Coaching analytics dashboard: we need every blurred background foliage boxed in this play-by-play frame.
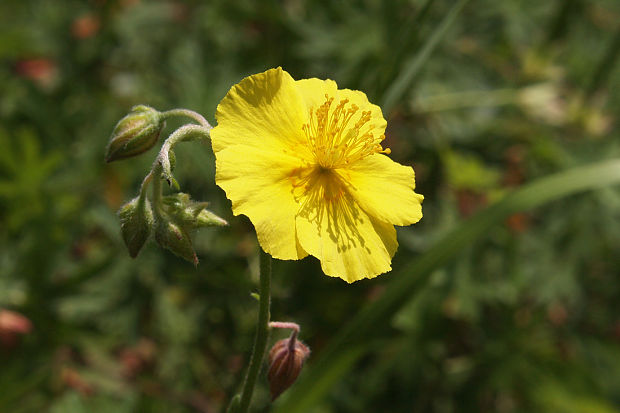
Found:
[0,0,619,412]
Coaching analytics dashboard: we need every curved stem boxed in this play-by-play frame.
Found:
[269,321,300,333]
[139,170,154,200]
[162,108,212,130]
[138,121,210,201]
[155,124,211,192]
[235,248,272,413]
[161,124,210,152]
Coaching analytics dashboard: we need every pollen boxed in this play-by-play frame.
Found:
[302,94,389,169]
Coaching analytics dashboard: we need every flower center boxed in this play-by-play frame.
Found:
[302,95,389,169]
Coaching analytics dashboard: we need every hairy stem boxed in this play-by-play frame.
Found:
[233,248,272,413]
[150,163,163,217]
[139,170,154,200]
[162,108,213,130]
[269,322,300,333]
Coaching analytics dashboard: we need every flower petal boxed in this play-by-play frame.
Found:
[295,78,338,112]
[216,145,307,260]
[295,80,387,142]
[346,154,423,226]
[295,172,397,282]
[211,67,312,161]
[336,88,387,136]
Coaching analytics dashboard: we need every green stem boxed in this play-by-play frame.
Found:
[151,164,163,211]
[156,124,212,192]
[139,170,154,200]
[162,108,212,130]
[162,124,211,149]
[137,117,210,202]
[234,248,272,413]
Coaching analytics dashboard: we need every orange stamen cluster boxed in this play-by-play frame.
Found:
[302,95,389,169]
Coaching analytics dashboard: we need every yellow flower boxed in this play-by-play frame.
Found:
[211,68,423,283]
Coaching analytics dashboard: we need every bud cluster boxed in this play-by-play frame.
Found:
[119,192,227,264]
[107,106,222,264]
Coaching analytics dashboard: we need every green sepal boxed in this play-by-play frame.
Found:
[162,193,228,229]
[118,196,154,258]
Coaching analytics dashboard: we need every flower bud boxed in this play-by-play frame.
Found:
[154,217,198,266]
[119,196,154,258]
[105,105,165,163]
[267,331,310,401]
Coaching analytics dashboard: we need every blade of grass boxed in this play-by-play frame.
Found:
[585,24,620,98]
[380,0,471,115]
[273,158,620,413]
[545,0,581,45]
[378,0,435,96]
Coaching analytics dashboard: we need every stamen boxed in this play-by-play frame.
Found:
[302,95,389,169]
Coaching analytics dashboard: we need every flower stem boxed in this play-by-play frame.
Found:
[162,108,212,130]
[141,123,211,212]
[161,124,211,151]
[269,321,300,333]
[139,170,154,200]
[232,248,272,413]
[151,164,163,211]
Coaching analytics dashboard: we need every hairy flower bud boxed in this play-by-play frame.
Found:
[267,331,310,401]
[105,105,164,162]
[119,196,154,258]
[154,217,198,266]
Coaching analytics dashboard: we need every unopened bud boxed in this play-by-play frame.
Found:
[119,196,154,258]
[105,105,164,162]
[154,217,198,266]
[268,330,310,401]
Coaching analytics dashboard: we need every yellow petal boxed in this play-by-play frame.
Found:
[346,154,423,226]
[211,67,312,161]
[336,88,387,136]
[216,145,307,260]
[295,79,387,142]
[295,172,397,282]
[295,78,338,112]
